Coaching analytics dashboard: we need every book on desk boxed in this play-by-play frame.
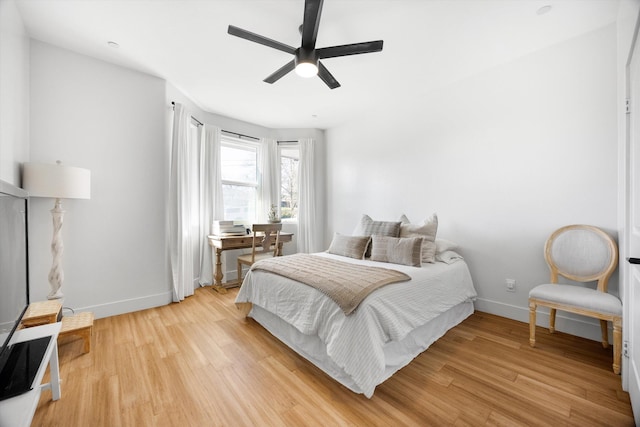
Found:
[212,220,247,236]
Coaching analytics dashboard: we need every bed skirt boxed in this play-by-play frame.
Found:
[248,300,474,396]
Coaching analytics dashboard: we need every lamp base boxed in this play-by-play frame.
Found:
[48,198,65,301]
[47,289,64,300]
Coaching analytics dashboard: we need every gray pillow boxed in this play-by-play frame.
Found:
[327,233,371,259]
[370,235,423,267]
[352,215,402,257]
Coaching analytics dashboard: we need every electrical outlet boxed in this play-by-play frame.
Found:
[505,279,516,292]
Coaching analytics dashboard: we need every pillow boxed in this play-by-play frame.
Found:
[435,238,458,254]
[327,233,371,259]
[352,214,402,257]
[399,213,438,263]
[436,250,463,264]
[370,235,423,267]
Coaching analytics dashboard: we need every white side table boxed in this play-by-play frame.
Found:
[0,322,62,427]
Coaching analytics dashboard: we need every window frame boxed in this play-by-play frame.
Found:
[220,135,261,222]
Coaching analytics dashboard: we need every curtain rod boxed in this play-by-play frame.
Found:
[171,101,259,141]
[171,101,203,126]
[221,129,260,141]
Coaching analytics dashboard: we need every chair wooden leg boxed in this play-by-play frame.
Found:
[529,301,537,347]
[237,260,242,285]
[613,316,622,375]
[549,308,556,333]
[599,319,609,348]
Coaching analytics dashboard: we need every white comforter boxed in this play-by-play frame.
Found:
[235,252,477,397]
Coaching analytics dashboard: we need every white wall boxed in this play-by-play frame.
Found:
[29,41,170,317]
[326,24,618,341]
[0,0,29,185]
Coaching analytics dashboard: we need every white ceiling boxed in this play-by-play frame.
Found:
[16,0,620,130]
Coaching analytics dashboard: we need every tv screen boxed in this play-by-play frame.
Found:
[0,179,29,369]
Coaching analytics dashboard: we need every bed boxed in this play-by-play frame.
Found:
[235,246,477,398]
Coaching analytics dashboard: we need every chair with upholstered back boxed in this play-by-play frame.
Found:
[237,223,282,284]
[528,224,621,374]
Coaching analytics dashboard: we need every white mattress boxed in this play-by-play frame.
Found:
[236,252,477,398]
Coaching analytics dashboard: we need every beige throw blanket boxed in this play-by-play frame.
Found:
[250,253,411,315]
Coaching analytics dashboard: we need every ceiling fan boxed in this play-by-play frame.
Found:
[227,0,384,89]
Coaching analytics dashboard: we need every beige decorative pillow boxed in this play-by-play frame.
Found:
[352,214,402,257]
[370,235,423,267]
[399,213,438,263]
[327,233,371,260]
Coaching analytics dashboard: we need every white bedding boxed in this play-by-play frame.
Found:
[235,252,477,397]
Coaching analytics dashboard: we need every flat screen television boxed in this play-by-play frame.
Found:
[0,179,32,399]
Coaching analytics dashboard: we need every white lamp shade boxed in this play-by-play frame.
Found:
[23,162,91,199]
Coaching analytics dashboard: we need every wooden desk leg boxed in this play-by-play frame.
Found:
[212,247,227,294]
[277,242,284,257]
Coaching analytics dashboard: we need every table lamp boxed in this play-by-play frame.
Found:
[23,161,91,300]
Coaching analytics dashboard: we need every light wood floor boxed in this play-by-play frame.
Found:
[33,287,634,426]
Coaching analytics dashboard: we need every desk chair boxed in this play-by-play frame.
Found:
[528,224,621,374]
[237,223,282,284]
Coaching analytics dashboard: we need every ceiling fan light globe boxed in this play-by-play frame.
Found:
[295,62,318,78]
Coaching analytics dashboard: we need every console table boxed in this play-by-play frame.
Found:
[0,322,62,427]
[208,232,293,293]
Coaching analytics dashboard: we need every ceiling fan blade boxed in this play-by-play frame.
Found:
[264,60,296,84]
[301,0,323,50]
[317,62,340,89]
[228,25,296,55]
[317,40,384,59]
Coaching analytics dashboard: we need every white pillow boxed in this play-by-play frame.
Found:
[435,238,458,254]
[399,213,438,263]
[436,250,463,264]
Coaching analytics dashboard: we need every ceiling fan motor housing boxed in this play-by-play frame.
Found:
[295,47,318,68]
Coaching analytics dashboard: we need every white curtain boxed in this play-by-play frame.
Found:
[169,103,197,301]
[199,124,223,286]
[297,138,322,253]
[259,138,278,222]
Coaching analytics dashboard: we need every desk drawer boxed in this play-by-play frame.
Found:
[223,238,251,249]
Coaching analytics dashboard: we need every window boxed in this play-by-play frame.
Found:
[279,144,299,220]
[220,136,259,221]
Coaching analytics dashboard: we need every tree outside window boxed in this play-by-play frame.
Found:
[279,145,299,220]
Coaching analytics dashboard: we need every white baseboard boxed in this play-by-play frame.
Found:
[68,293,608,342]
[474,297,608,343]
[629,358,640,424]
[67,291,173,320]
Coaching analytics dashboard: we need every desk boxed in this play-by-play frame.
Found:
[208,232,293,293]
[0,322,62,427]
